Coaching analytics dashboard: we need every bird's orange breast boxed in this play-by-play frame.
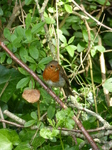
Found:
[43,68,59,82]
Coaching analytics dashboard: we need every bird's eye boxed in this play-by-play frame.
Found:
[50,65,53,68]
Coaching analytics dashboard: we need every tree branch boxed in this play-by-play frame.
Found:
[0,41,99,150]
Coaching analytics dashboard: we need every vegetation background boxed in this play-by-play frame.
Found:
[0,0,112,149]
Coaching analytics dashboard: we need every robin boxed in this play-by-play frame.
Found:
[43,60,74,96]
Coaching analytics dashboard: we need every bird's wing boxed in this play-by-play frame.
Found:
[59,65,70,87]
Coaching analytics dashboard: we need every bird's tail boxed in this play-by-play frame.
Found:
[63,86,74,97]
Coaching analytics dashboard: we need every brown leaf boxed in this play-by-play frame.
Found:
[22,89,40,103]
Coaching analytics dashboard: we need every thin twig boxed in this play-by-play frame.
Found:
[0,108,6,128]
[3,110,26,125]
[83,11,99,126]
[6,1,25,28]
[56,0,60,61]
[30,123,41,146]
[99,37,110,106]
[0,119,24,128]
[0,41,99,150]
[72,0,112,31]
[70,96,110,128]
[0,77,10,97]
[35,0,56,57]
[19,0,26,28]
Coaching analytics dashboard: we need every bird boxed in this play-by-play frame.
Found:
[43,60,74,96]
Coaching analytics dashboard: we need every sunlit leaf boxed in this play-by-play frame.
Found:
[29,45,39,60]
[24,120,36,127]
[64,4,72,13]
[103,78,112,92]
[94,45,105,52]
[65,45,77,57]
[16,77,30,89]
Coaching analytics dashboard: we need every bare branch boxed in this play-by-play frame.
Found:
[72,0,112,31]
[0,41,99,150]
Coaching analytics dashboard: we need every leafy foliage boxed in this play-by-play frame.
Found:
[0,0,112,149]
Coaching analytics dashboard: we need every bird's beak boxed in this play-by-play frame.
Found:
[55,67,59,71]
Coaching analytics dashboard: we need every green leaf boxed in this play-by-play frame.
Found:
[65,45,77,57]
[0,53,6,63]
[38,57,52,65]
[59,34,67,44]
[51,129,59,137]
[18,67,29,75]
[103,78,112,92]
[103,33,112,47]
[15,26,25,37]
[94,45,105,52]
[26,13,31,29]
[19,47,28,63]
[7,57,12,64]
[56,109,75,129]
[91,48,97,57]
[25,29,32,42]
[32,137,45,149]
[68,36,75,44]
[91,45,105,57]
[57,1,64,5]
[48,7,55,13]
[16,77,30,89]
[24,120,36,127]
[25,0,32,5]
[0,65,23,102]
[47,118,55,127]
[24,55,36,63]
[0,129,20,146]
[64,4,72,13]
[14,142,31,150]
[40,50,46,58]
[29,78,35,89]
[94,0,110,5]
[65,119,75,129]
[10,34,17,42]
[74,31,83,38]
[3,28,11,41]
[19,130,36,141]
[47,106,55,119]
[45,17,55,24]
[0,133,12,150]
[40,128,59,140]
[31,111,37,120]
[83,30,88,43]
[29,45,39,60]
[66,16,80,23]
[77,42,86,52]
[83,30,95,43]
[29,63,37,72]
[0,7,3,16]
[31,22,45,34]
[37,63,44,72]
[12,36,23,48]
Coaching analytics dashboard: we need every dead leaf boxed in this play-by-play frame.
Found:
[22,89,40,103]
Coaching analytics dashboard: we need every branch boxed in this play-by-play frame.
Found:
[70,96,111,128]
[6,1,25,28]
[99,37,110,106]
[0,41,99,150]
[72,0,112,31]
[3,109,112,149]
[3,110,110,132]
[83,9,99,126]
[0,108,6,128]
[4,110,26,125]
[0,119,24,128]
[35,0,56,57]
